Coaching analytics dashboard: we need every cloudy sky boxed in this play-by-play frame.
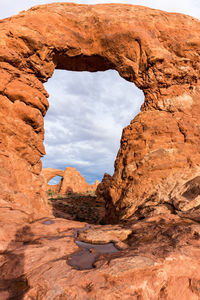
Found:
[1,1,199,185]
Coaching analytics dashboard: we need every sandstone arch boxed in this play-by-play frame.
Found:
[0,3,200,219]
[42,168,64,184]
[41,168,64,195]
[42,167,99,195]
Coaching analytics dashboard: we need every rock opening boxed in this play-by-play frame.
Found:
[0,3,199,222]
[42,68,143,223]
[0,3,200,299]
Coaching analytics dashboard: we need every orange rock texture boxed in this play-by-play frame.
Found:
[1,3,200,299]
[59,167,99,194]
[0,2,200,221]
[41,168,65,183]
[1,211,200,300]
[42,167,99,194]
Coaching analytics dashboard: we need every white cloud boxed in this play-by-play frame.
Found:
[42,70,144,183]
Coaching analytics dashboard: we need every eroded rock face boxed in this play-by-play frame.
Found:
[0,3,200,220]
[60,167,95,194]
[42,167,99,195]
[41,168,64,183]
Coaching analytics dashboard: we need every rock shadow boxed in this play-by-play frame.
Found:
[0,226,32,300]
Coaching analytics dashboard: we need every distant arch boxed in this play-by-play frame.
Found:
[42,168,64,183]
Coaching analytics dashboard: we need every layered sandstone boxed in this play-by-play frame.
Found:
[42,167,99,195]
[60,167,96,194]
[0,3,200,220]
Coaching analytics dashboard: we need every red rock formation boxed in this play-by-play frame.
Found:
[96,174,112,198]
[42,167,99,195]
[91,179,100,192]
[60,167,93,194]
[1,3,200,297]
[0,3,200,221]
[41,168,64,194]
[41,168,64,183]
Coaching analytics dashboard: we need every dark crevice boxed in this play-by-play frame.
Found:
[177,121,187,142]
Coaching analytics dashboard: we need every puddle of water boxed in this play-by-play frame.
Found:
[42,220,54,225]
[68,249,96,270]
[47,236,63,240]
[68,225,119,270]
[75,240,119,254]
[74,224,90,238]
[47,235,73,240]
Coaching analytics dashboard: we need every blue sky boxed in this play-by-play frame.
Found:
[43,70,143,184]
[1,1,199,184]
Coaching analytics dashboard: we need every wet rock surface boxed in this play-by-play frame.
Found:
[1,210,200,299]
[68,241,119,270]
[0,3,199,221]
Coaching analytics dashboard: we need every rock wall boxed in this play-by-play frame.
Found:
[0,3,200,220]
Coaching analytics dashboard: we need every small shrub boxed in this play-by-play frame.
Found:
[99,218,105,225]
[47,189,55,197]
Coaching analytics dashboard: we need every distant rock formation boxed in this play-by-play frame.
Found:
[96,174,112,198]
[90,180,100,192]
[42,167,100,195]
[41,168,64,183]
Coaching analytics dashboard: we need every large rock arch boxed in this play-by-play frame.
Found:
[0,3,200,219]
[42,168,64,183]
[42,167,100,194]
